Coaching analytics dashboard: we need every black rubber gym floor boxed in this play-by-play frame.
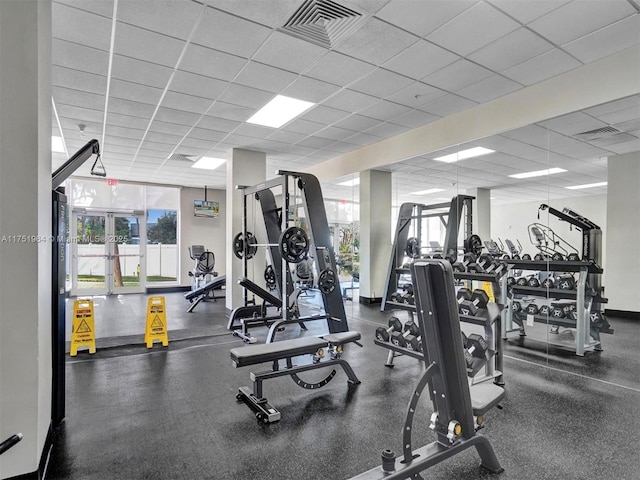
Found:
[48,292,640,479]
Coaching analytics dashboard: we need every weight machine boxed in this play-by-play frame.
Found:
[228,171,348,343]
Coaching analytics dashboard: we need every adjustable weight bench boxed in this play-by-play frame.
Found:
[184,275,226,313]
[230,330,362,423]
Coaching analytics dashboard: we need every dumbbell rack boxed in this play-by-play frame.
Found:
[502,260,608,356]
[376,266,505,386]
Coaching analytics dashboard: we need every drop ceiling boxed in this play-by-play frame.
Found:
[51,0,640,205]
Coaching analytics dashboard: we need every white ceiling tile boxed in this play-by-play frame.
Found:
[161,91,211,114]
[169,70,228,100]
[334,17,418,65]
[423,59,494,92]
[266,130,308,144]
[188,128,226,142]
[281,76,342,103]
[584,95,639,117]
[349,68,414,98]
[298,105,351,125]
[528,0,636,45]
[333,114,381,132]
[562,15,640,64]
[155,107,202,126]
[320,141,359,153]
[197,116,242,132]
[52,66,107,95]
[358,100,412,121]
[502,49,581,85]
[538,112,608,136]
[234,62,298,93]
[591,105,640,125]
[211,0,299,28]
[280,118,325,135]
[106,124,144,140]
[613,118,640,133]
[54,86,105,110]
[314,126,359,141]
[487,0,571,24]
[296,136,337,149]
[502,124,558,147]
[344,132,382,146]
[109,79,163,105]
[589,132,638,147]
[604,138,640,154]
[181,137,219,150]
[365,122,410,138]
[233,123,276,139]
[427,2,520,56]
[179,44,246,81]
[117,0,204,40]
[391,109,439,128]
[110,55,174,88]
[191,6,272,58]
[106,112,149,130]
[55,0,115,18]
[52,2,113,51]
[468,27,555,72]
[52,39,109,76]
[206,102,255,122]
[144,131,184,145]
[323,89,380,112]
[114,22,184,68]
[252,31,327,73]
[304,52,377,86]
[375,0,476,37]
[386,82,448,109]
[148,121,191,137]
[215,87,272,116]
[108,98,155,119]
[57,104,103,124]
[383,40,460,80]
[104,136,142,149]
[457,75,522,102]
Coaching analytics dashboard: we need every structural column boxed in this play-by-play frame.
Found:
[0,0,52,478]
[605,151,640,314]
[359,170,392,303]
[225,148,266,311]
[466,187,491,242]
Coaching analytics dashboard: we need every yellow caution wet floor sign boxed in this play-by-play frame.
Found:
[145,296,168,348]
[71,299,96,356]
[481,281,495,303]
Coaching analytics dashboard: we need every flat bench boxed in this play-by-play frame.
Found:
[231,331,362,423]
[184,275,225,313]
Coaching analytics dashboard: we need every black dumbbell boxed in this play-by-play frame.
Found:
[463,333,488,376]
[521,253,532,260]
[525,303,540,315]
[459,289,489,316]
[390,291,403,303]
[375,316,403,342]
[539,304,551,316]
[550,306,565,318]
[516,276,529,286]
[534,253,549,261]
[512,300,522,313]
[551,252,565,261]
[390,320,420,348]
[542,276,556,288]
[527,276,541,288]
[506,276,516,289]
[567,253,581,261]
[556,274,575,290]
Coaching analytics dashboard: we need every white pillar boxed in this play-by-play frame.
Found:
[359,170,392,302]
[225,149,266,311]
[605,151,640,313]
[467,187,491,243]
[0,0,52,477]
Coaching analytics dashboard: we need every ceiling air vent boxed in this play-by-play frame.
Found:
[573,126,621,141]
[167,153,195,162]
[279,0,365,49]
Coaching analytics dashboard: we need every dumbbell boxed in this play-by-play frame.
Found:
[375,316,403,342]
[534,253,549,261]
[556,274,576,290]
[390,320,420,348]
[463,333,488,376]
[527,276,541,288]
[468,255,506,274]
[551,252,565,261]
[511,300,522,313]
[459,289,489,316]
[390,291,403,303]
[521,253,532,260]
[541,276,556,288]
[567,253,581,261]
[525,302,540,315]
[549,306,565,318]
[539,304,551,316]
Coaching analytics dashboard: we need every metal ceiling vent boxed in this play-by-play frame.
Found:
[167,153,196,162]
[280,0,365,49]
[573,126,622,141]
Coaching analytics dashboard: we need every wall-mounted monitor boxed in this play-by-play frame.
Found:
[194,200,219,218]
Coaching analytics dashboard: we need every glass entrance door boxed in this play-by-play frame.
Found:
[71,211,146,295]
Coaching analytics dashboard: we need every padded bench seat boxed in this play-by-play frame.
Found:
[469,382,505,416]
[238,277,282,308]
[324,331,361,345]
[184,275,225,300]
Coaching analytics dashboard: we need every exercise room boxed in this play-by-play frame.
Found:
[1,1,639,479]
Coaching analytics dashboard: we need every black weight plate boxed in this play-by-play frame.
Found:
[264,265,276,287]
[465,234,483,256]
[318,268,337,294]
[406,237,421,259]
[279,227,310,263]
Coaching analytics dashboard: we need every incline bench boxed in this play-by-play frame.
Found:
[184,275,226,313]
[230,331,362,423]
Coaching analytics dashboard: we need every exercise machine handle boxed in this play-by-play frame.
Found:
[0,433,23,455]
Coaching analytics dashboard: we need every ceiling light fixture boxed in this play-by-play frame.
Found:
[338,177,360,187]
[410,188,445,195]
[52,136,65,153]
[433,147,495,163]
[509,167,567,179]
[247,95,315,128]
[192,157,226,170]
[565,181,607,190]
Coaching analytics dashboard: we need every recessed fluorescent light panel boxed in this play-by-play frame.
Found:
[52,136,65,153]
[565,182,607,190]
[434,147,494,163]
[338,178,360,187]
[509,167,567,179]
[410,188,445,195]
[247,95,315,128]
[192,157,226,170]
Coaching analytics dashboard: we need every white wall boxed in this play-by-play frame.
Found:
[180,187,226,286]
[491,194,608,286]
